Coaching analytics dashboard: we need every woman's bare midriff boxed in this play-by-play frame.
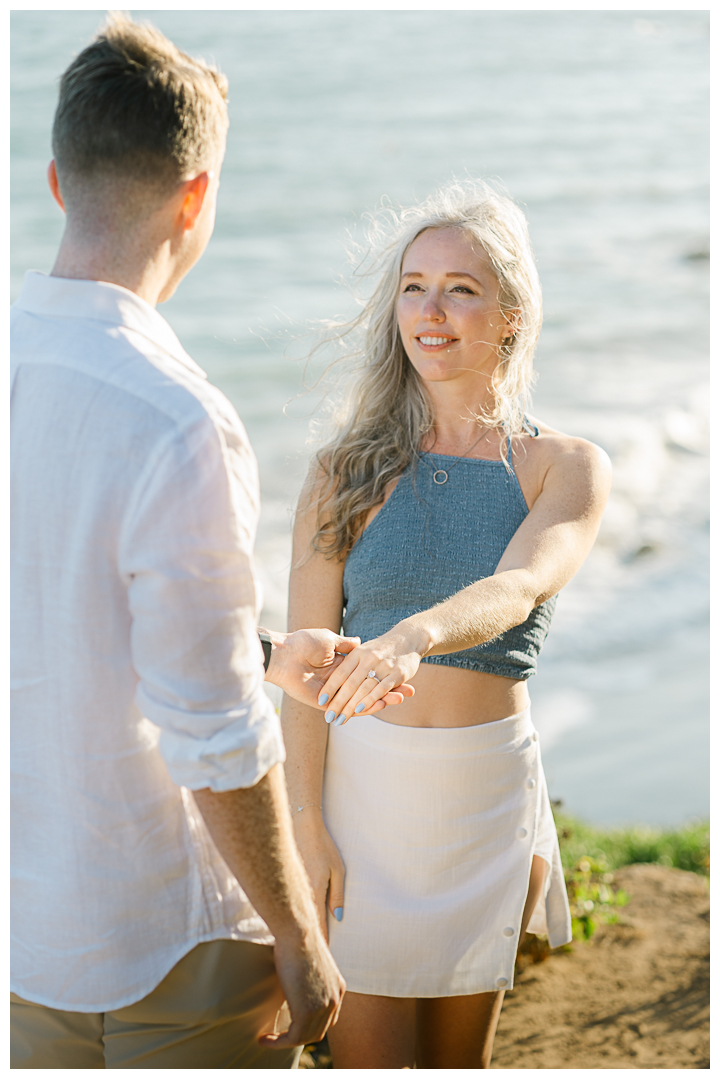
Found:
[376,664,530,728]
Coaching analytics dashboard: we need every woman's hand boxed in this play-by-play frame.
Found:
[267,628,414,713]
[292,807,346,940]
[317,623,427,726]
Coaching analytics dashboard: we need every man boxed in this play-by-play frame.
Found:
[10,15,409,1069]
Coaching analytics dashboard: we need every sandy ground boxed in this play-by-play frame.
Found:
[300,865,709,1070]
[492,864,709,1069]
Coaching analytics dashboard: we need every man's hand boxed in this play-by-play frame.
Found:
[263,628,414,712]
[258,924,345,1050]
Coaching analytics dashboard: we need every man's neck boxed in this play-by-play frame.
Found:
[51,228,175,308]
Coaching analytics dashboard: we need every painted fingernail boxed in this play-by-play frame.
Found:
[318,693,329,706]
[355,702,365,713]
[333,907,343,922]
[333,714,346,727]
[325,711,335,723]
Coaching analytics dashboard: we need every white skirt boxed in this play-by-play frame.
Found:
[323,707,571,997]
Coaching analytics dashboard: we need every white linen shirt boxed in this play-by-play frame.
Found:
[11,272,286,1012]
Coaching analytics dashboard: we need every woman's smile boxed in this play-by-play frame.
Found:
[416,334,458,350]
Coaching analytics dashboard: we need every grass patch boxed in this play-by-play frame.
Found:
[555,813,710,877]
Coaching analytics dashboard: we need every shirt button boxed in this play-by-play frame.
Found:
[531,731,538,742]
[503,926,515,937]
[496,976,509,988]
[526,778,536,789]
[517,827,528,839]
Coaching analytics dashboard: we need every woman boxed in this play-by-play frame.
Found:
[281,180,611,1069]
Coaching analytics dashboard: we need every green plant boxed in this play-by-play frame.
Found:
[564,854,628,941]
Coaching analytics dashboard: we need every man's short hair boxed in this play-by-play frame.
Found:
[52,13,229,194]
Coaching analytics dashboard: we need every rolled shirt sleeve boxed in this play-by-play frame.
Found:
[119,407,285,792]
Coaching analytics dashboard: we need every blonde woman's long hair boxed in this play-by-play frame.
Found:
[307,178,543,559]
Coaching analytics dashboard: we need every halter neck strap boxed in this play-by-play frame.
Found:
[507,417,539,467]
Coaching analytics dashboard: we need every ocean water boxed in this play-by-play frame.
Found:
[11,11,709,826]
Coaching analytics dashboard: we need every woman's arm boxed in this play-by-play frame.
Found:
[280,473,413,934]
[319,437,612,720]
[280,478,348,935]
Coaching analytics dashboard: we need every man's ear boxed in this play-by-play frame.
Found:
[47,160,65,212]
[177,171,211,232]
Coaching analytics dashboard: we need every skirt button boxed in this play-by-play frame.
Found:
[526,778,536,789]
[496,976,509,988]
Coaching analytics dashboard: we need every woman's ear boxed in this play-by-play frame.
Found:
[502,309,521,342]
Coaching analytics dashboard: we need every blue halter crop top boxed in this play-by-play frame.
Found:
[342,439,556,680]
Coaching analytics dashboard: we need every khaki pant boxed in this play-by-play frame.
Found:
[10,939,302,1069]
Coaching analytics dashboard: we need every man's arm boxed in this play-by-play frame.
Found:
[120,418,352,1043]
[193,764,345,1048]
